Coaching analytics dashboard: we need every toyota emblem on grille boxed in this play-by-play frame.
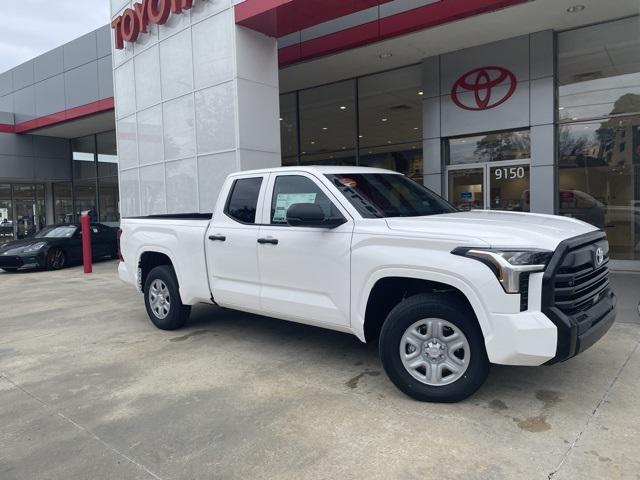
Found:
[451,66,517,111]
[595,247,605,267]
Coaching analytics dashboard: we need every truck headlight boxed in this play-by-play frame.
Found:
[452,248,553,294]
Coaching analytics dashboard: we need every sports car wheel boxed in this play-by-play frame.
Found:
[46,248,66,270]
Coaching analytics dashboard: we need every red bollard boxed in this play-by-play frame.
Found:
[81,213,92,274]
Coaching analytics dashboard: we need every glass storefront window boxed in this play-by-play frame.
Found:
[66,130,119,224]
[281,65,425,177]
[558,117,640,260]
[13,184,37,239]
[97,131,119,178]
[0,184,13,244]
[559,16,640,123]
[73,180,98,220]
[299,150,357,166]
[35,184,46,231]
[53,182,74,224]
[98,176,120,225]
[280,92,298,166]
[558,17,640,261]
[299,79,357,164]
[72,135,97,179]
[358,65,423,149]
[359,143,423,181]
[448,130,531,165]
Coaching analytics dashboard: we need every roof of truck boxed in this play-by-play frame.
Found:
[230,166,402,176]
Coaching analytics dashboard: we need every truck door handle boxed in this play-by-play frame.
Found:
[257,237,279,245]
[208,235,226,242]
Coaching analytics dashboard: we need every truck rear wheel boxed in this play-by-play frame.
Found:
[144,265,191,330]
[379,293,489,403]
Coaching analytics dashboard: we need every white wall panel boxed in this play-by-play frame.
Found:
[166,157,198,213]
[135,46,161,110]
[195,82,236,154]
[139,163,166,215]
[114,60,136,118]
[192,10,234,90]
[114,4,279,215]
[137,105,164,166]
[197,151,238,212]
[160,29,194,100]
[117,114,138,170]
[162,95,196,161]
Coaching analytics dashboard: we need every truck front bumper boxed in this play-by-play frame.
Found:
[484,310,559,366]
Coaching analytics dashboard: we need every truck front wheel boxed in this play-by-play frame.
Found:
[143,265,191,330]
[379,294,489,403]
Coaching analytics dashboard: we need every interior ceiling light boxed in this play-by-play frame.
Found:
[322,127,328,130]
[567,4,585,12]
[381,118,388,122]
[418,91,424,96]
[339,106,347,110]
[379,52,393,59]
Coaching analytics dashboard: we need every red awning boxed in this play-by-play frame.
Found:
[235,0,393,38]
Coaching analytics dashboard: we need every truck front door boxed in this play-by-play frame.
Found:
[257,173,353,327]
[205,174,267,312]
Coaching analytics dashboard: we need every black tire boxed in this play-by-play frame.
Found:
[379,293,489,403]
[46,248,66,270]
[1,268,18,273]
[143,265,191,330]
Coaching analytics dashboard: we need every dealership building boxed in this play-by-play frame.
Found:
[0,0,638,268]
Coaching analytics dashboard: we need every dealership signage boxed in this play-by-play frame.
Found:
[111,0,197,49]
[451,66,517,111]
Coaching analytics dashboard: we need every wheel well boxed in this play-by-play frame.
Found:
[138,251,173,291]
[363,277,474,343]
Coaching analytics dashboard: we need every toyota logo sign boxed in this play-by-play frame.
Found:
[451,66,517,111]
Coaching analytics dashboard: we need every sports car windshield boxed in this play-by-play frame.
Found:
[34,226,77,238]
[326,173,457,218]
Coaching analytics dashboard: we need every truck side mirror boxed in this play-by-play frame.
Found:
[286,203,346,229]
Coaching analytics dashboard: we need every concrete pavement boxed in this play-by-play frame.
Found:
[1,262,639,480]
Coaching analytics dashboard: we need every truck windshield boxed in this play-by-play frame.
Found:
[326,173,457,218]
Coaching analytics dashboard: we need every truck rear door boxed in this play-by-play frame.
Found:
[205,174,268,311]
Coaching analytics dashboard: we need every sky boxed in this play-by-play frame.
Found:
[0,0,111,73]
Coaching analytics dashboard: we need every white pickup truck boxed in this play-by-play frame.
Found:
[118,166,616,402]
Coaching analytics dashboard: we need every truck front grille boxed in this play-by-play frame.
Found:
[552,242,610,317]
[541,230,616,364]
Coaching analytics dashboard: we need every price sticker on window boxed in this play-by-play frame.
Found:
[273,193,317,223]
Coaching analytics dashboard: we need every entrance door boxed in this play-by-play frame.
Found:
[446,161,530,212]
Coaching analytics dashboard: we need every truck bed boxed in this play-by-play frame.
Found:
[119,216,213,305]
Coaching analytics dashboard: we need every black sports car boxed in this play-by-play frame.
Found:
[0,223,118,272]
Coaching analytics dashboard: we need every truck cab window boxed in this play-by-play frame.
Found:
[271,175,342,225]
[225,177,263,224]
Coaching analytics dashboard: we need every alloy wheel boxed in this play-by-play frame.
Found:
[149,279,171,319]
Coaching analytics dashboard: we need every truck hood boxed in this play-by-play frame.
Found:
[385,210,598,250]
